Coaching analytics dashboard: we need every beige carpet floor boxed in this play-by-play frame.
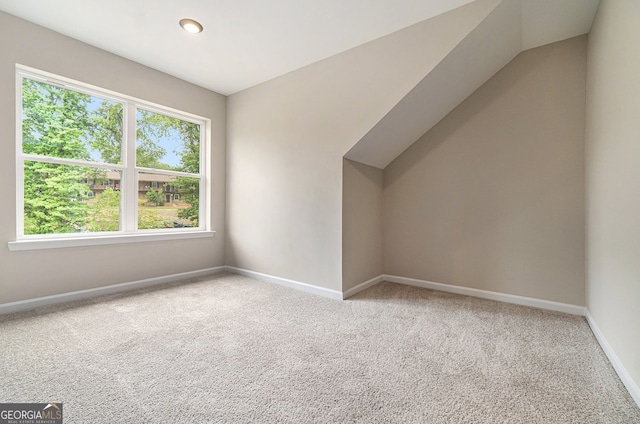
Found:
[1,272,638,423]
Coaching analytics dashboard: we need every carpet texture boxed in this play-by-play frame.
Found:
[1,273,638,423]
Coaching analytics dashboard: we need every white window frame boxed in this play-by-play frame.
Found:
[9,65,213,251]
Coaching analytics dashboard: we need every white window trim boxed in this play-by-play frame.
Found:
[12,65,212,250]
[8,231,216,252]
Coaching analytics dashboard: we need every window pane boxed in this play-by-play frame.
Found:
[85,170,122,232]
[23,161,121,234]
[138,173,200,229]
[22,79,123,164]
[136,109,200,173]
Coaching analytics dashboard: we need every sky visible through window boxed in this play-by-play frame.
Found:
[20,74,204,235]
[85,98,183,168]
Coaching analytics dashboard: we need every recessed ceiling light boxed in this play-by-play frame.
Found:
[179,18,203,34]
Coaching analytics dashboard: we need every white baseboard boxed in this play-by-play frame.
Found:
[585,310,640,408]
[343,275,385,299]
[0,266,226,315]
[4,265,635,408]
[224,266,343,300]
[383,275,586,316]
[0,267,586,317]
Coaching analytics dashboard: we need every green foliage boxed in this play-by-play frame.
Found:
[85,188,120,232]
[21,78,202,234]
[175,177,199,226]
[137,199,171,230]
[23,162,89,235]
[135,110,199,171]
[84,168,109,185]
[172,121,200,226]
[135,110,169,169]
[171,120,200,174]
[146,114,201,225]
[88,102,123,164]
[145,189,165,206]
[134,110,201,225]
[22,80,92,234]
[22,79,92,160]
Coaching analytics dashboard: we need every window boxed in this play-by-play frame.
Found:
[13,66,210,249]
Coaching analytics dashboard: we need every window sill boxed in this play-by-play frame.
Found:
[7,231,215,252]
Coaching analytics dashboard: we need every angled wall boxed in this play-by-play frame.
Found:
[383,36,587,305]
[585,0,640,402]
[346,0,598,170]
[346,0,517,169]
[225,0,500,290]
[0,12,226,304]
[342,159,383,291]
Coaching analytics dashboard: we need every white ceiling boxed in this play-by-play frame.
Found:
[0,0,479,95]
[0,0,599,168]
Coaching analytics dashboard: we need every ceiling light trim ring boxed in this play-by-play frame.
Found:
[179,18,203,34]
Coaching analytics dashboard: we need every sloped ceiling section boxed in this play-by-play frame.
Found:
[345,0,599,169]
[0,0,479,95]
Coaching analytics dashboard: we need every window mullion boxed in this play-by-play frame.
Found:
[123,102,138,232]
[20,154,124,170]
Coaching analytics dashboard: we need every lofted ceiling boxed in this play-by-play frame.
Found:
[0,0,478,95]
[0,0,599,168]
[0,0,597,97]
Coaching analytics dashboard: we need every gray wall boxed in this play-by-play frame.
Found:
[225,3,487,290]
[585,0,640,393]
[0,12,226,304]
[383,36,587,305]
[342,159,384,291]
